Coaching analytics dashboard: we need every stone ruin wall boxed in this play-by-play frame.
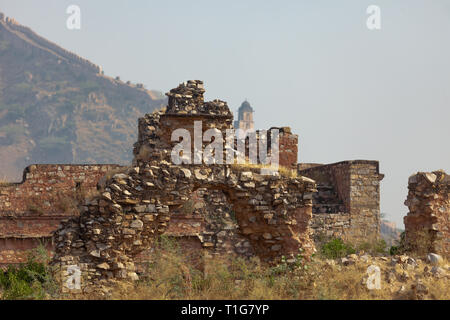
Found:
[298,160,384,244]
[0,80,386,292]
[0,164,257,266]
[47,80,316,291]
[131,81,299,259]
[0,164,122,266]
[404,170,449,258]
[0,86,299,267]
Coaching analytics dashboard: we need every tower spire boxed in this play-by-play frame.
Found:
[234,100,254,130]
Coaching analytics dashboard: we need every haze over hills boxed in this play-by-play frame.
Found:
[380,220,403,247]
[0,13,166,181]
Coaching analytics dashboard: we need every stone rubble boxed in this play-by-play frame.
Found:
[165,80,232,117]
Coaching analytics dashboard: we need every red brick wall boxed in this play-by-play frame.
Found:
[0,238,53,266]
[0,164,122,215]
[0,164,122,265]
[0,216,65,239]
[278,128,298,169]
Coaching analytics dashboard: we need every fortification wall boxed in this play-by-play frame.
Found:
[0,164,122,265]
[0,13,162,101]
[0,164,122,215]
[1,15,101,74]
[299,160,384,243]
[404,170,449,258]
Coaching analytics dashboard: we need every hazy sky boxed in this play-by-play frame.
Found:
[1,0,449,227]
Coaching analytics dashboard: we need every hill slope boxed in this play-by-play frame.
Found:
[380,220,403,247]
[0,13,166,180]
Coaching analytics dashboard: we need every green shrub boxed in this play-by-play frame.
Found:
[388,232,407,256]
[320,238,356,259]
[389,245,400,256]
[0,244,57,300]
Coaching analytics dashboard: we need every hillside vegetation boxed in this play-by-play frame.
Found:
[0,15,165,181]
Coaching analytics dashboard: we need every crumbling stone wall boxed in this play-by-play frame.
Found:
[404,170,449,258]
[0,164,122,265]
[299,160,384,243]
[0,80,300,269]
[51,80,316,292]
[1,79,387,294]
[164,188,256,258]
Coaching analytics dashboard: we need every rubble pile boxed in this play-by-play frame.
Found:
[165,80,231,117]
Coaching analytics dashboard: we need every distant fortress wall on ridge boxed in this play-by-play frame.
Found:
[1,13,102,74]
[0,12,160,101]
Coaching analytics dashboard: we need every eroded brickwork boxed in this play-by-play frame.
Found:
[0,164,122,265]
[404,170,449,258]
[277,127,298,169]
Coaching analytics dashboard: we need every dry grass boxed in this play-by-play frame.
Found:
[106,237,449,300]
[2,236,447,300]
[0,176,10,186]
[26,186,100,216]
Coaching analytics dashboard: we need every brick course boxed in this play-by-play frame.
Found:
[0,164,122,266]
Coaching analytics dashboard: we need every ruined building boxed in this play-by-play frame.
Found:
[49,80,317,290]
[1,81,384,287]
[299,161,384,244]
